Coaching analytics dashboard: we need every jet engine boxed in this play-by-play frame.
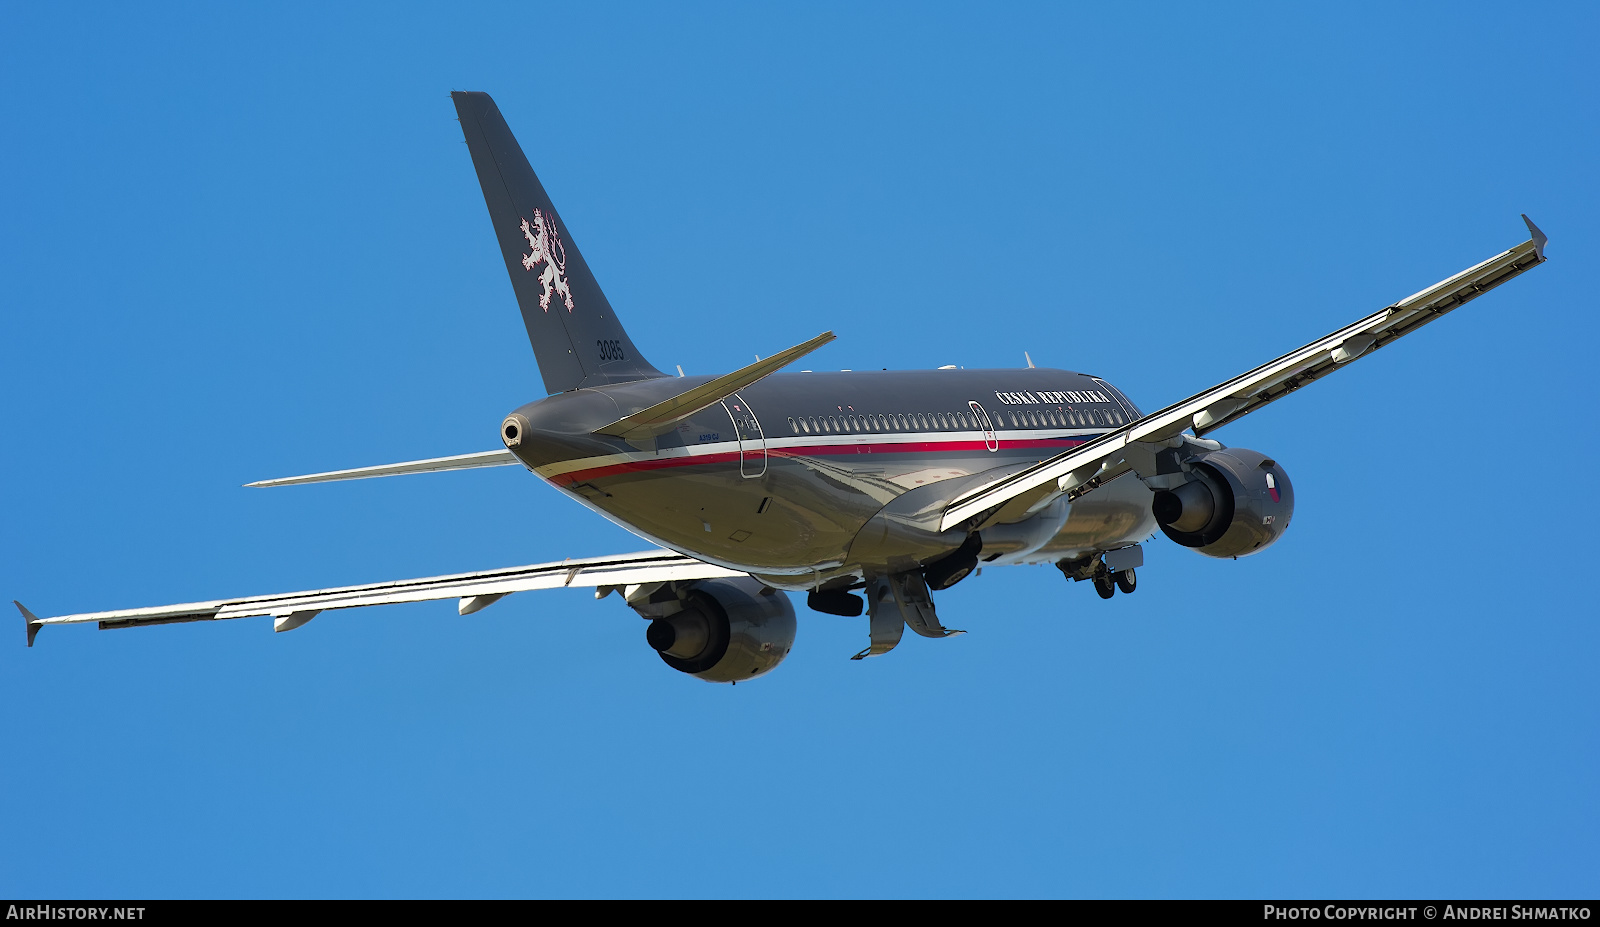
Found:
[1151,448,1294,558]
[642,577,797,683]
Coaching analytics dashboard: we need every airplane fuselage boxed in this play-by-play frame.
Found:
[506,367,1159,590]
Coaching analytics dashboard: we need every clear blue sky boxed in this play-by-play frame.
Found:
[3,1,1596,899]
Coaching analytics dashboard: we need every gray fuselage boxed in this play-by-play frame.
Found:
[507,367,1158,590]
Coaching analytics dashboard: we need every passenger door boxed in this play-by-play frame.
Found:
[968,400,999,452]
[722,393,767,478]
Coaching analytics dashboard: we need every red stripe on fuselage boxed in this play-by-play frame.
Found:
[544,435,1094,487]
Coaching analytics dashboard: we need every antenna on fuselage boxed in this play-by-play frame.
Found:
[1024,351,1036,369]
[676,365,685,377]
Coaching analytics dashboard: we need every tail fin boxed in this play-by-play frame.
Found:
[452,91,665,394]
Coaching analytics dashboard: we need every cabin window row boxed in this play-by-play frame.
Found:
[784,407,1128,435]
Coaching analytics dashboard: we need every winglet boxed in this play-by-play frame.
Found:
[1522,214,1548,261]
[15,601,42,647]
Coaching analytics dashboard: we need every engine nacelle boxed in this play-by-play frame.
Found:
[644,577,797,683]
[1152,448,1294,558]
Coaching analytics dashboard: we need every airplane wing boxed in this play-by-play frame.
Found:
[938,216,1549,532]
[245,449,523,488]
[16,550,744,646]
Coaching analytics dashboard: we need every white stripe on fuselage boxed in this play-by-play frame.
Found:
[533,428,1107,479]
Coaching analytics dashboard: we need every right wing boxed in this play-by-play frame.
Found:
[938,216,1549,532]
[245,449,523,488]
[17,550,743,646]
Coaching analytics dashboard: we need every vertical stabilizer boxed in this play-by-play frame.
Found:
[452,91,665,394]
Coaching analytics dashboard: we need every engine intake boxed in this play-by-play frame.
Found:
[644,577,797,683]
[1154,448,1294,558]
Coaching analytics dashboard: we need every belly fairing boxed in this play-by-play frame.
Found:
[1030,473,1158,562]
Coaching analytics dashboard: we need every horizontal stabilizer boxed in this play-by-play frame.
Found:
[595,331,835,443]
[246,450,522,488]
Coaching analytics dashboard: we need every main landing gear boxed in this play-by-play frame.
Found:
[1058,551,1139,601]
[1090,566,1134,598]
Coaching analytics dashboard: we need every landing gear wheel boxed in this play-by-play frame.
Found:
[1092,570,1116,599]
[1115,568,1137,594]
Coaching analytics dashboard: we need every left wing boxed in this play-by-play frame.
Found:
[938,216,1549,532]
[17,550,743,646]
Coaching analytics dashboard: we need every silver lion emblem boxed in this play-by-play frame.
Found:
[519,209,575,313]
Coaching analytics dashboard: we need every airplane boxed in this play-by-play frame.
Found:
[14,91,1550,683]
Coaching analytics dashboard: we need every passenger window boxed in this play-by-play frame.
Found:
[787,417,797,433]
